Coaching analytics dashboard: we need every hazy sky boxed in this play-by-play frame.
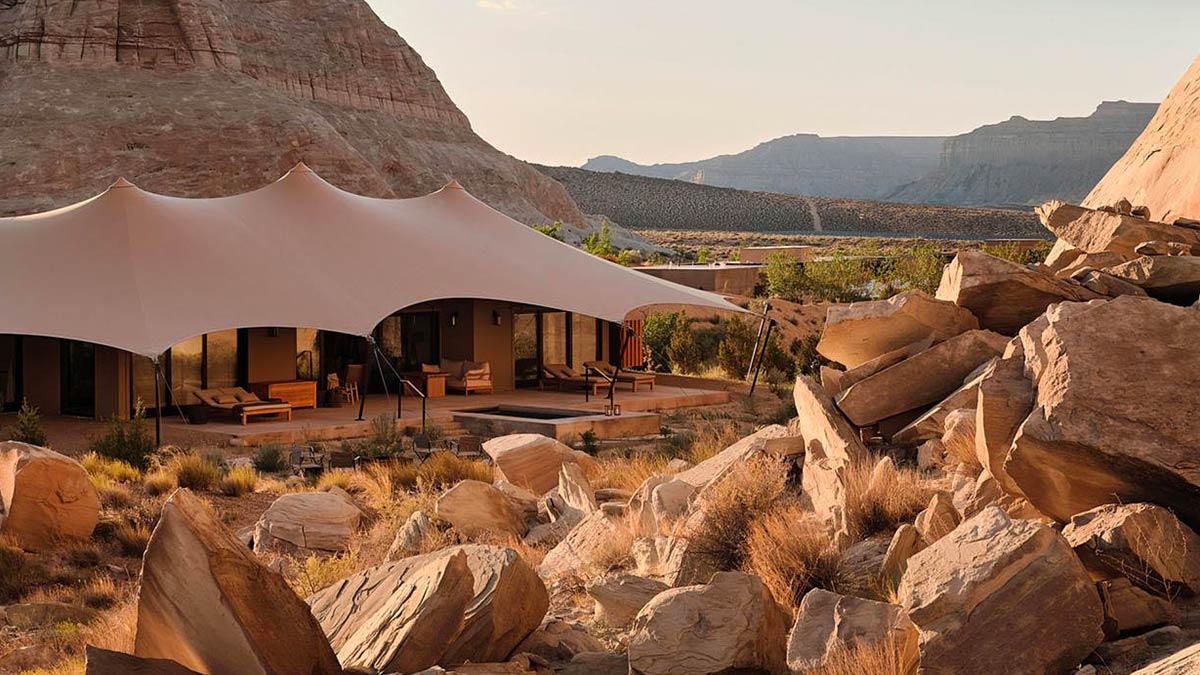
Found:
[369,1,1200,167]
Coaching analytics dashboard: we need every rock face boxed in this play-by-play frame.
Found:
[252,490,362,553]
[1087,56,1200,224]
[1063,503,1200,596]
[817,291,978,369]
[627,572,788,675]
[0,0,584,227]
[892,101,1157,208]
[308,545,548,671]
[85,646,201,675]
[786,589,917,673]
[134,489,343,675]
[1004,297,1200,527]
[936,250,1100,334]
[0,441,99,550]
[1037,201,1200,259]
[898,507,1104,675]
[1129,642,1200,675]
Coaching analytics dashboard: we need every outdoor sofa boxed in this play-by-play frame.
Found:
[439,358,494,396]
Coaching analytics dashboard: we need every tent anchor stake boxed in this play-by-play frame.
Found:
[748,319,775,398]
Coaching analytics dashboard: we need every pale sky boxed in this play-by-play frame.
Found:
[368,1,1200,167]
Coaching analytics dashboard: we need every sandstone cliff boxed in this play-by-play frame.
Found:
[0,0,584,225]
[891,101,1157,208]
[584,135,945,201]
[541,166,1042,238]
[1086,56,1200,222]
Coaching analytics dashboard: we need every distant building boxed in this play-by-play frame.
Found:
[738,245,817,264]
[635,264,763,297]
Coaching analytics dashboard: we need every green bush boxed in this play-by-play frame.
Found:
[802,255,875,303]
[642,312,678,372]
[794,333,827,378]
[583,222,615,257]
[981,240,1054,265]
[579,430,600,455]
[4,398,47,446]
[90,403,155,469]
[716,317,755,380]
[363,413,405,459]
[878,243,945,296]
[764,252,805,301]
[253,444,288,473]
[667,313,702,374]
[533,222,564,241]
[696,246,712,264]
[616,249,643,266]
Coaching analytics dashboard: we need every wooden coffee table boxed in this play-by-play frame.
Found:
[404,372,448,398]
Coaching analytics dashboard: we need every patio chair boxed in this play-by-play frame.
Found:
[584,360,656,392]
[448,435,487,462]
[541,363,606,396]
[341,364,364,405]
[411,434,436,463]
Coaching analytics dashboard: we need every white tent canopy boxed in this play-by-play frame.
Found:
[0,164,744,357]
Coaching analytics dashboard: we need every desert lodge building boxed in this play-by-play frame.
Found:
[0,165,738,420]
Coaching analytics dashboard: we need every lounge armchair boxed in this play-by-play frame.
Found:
[541,363,606,396]
[194,386,293,425]
[584,360,656,392]
[440,358,494,396]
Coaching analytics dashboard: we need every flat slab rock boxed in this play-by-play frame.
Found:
[84,646,201,675]
[816,290,978,369]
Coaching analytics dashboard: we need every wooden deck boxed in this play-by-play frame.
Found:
[160,383,731,447]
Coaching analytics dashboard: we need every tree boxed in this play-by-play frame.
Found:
[666,313,702,374]
[642,312,678,372]
[5,398,47,446]
[716,316,755,380]
[880,243,944,296]
[764,252,805,301]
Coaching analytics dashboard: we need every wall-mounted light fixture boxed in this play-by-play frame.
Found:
[267,327,280,338]
[449,312,459,327]
[492,310,502,326]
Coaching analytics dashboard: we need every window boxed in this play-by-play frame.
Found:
[296,328,321,381]
[571,314,599,368]
[206,330,238,389]
[541,312,567,366]
[170,336,203,406]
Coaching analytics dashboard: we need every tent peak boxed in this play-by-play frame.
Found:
[443,179,465,191]
[289,162,315,175]
[109,177,137,190]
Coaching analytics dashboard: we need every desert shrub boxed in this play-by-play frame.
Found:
[764,251,806,301]
[90,403,155,469]
[0,543,39,602]
[803,254,875,303]
[532,222,564,241]
[981,240,1054,265]
[794,333,827,379]
[363,414,405,459]
[111,520,152,557]
[253,444,288,473]
[291,550,361,597]
[685,421,744,465]
[616,249,643,266]
[142,469,177,496]
[844,455,933,540]
[5,397,48,446]
[97,482,135,509]
[691,459,789,571]
[878,242,945,296]
[79,576,120,610]
[218,464,259,497]
[744,503,846,608]
[166,452,220,490]
[80,452,142,484]
[65,541,103,569]
[579,430,600,455]
[583,222,615,257]
[696,246,712,263]
[642,312,678,372]
[716,316,755,380]
[667,313,702,374]
[419,452,492,488]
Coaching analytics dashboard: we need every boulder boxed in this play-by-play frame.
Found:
[1105,255,1200,304]
[835,330,1008,427]
[135,489,343,675]
[916,439,945,471]
[0,441,100,550]
[252,490,362,553]
[1037,201,1200,259]
[1075,269,1151,297]
[539,510,625,580]
[85,646,201,675]
[631,535,718,587]
[936,250,1101,334]
[513,619,606,664]
[673,425,796,489]
[793,376,868,536]
[913,493,960,545]
[898,506,1104,675]
[627,572,788,675]
[1133,240,1197,256]
[822,336,933,396]
[1062,503,1200,596]
[483,434,592,495]
[1129,641,1200,674]
[585,574,669,628]
[785,589,917,674]
[973,354,1033,498]
[1004,297,1200,526]
[436,480,528,538]
[628,474,694,537]
[892,361,991,446]
[557,462,597,514]
[880,524,924,589]
[386,510,432,561]
[308,545,548,670]
[939,408,977,467]
[816,290,978,369]
[1055,250,1130,278]
[1098,577,1177,639]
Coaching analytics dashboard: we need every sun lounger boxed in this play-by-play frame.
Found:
[541,363,606,396]
[583,360,656,392]
[193,386,293,424]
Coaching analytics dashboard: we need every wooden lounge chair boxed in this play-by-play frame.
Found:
[584,360,656,392]
[193,386,293,425]
[541,363,606,396]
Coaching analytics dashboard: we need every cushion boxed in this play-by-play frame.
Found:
[214,394,238,405]
[235,391,261,403]
[421,363,441,374]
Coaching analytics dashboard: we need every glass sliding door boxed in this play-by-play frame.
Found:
[542,312,567,368]
[513,312,539,387]
[60,340,96,417]
[170,336,203,406]
[206,330,238,390]
[296,328,321,381]
[400,312,439,371]
[0,335,20,412]
[571,314,599,369]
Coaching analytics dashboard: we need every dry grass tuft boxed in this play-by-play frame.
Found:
[78,575,120,610]
[80,452,143,484]
[142,469,177,496]
[218,464,259,497]
[684,421,744,465]
[590,453,671,491]
[111,520,152,557]
[290,549,362,597]
[166,453,220,490]
[63,541,103,569]
[804,640,911,675]
[744,503,845,609]
[420,452,492,487]
[96,481,136,509]
[690,458,789,572]
[0,540,40,603]
[316,468,355,492]
[844,455,933,540]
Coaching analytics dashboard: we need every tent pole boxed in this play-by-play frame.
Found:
[356,336,372,422]
[152,357,162,448]
[372,342,426,434]
[746,303,771,380]
[748,320,775,398]
[609,322,631,410]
